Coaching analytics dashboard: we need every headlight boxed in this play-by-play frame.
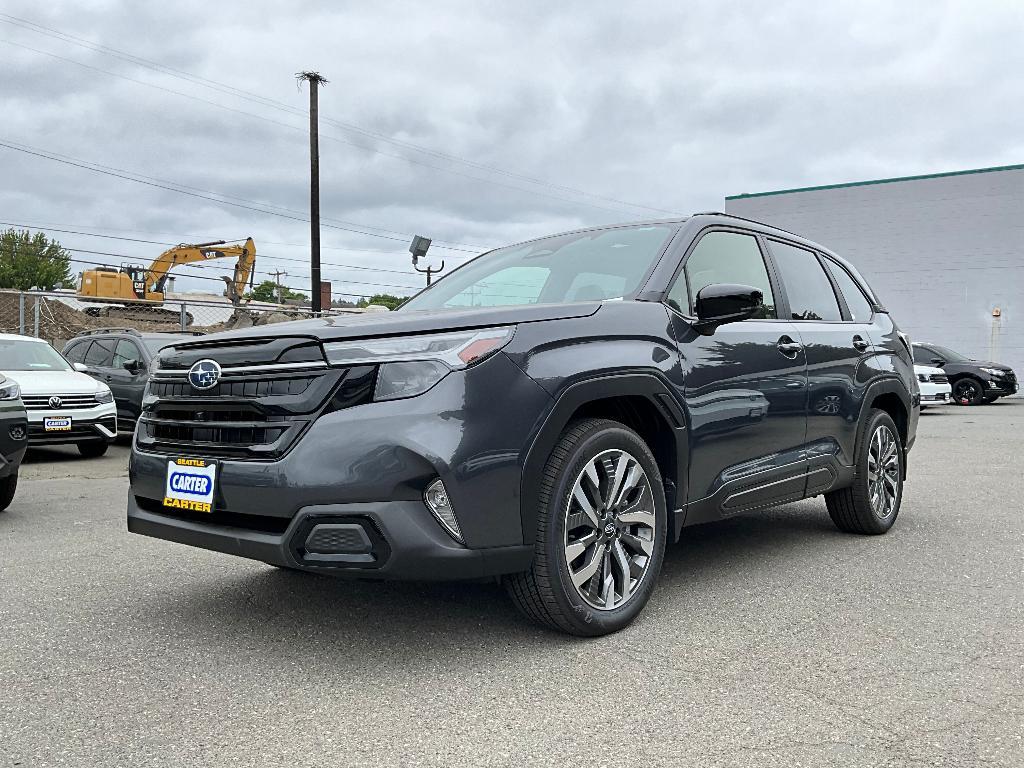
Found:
[95,389,114,404]
[917,373,928,383]
[324,327,515,401]
[980,367,1003,376]
[0,380,21,401]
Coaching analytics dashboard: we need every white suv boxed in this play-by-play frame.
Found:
[915,364,952,409]
[0,334,117,457]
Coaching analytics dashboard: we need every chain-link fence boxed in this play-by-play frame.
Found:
[0,289,375,349]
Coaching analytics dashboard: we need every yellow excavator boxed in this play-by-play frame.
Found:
[77,238,257,322]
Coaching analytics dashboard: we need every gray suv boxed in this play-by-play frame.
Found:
[127,214,918,635]
[64,329,195,432]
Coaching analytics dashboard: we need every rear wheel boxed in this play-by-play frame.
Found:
[77,441,109,458]
[825,409,903,535]
[0,474,17,512]
[953,378,985,406]
[504,418,667,636]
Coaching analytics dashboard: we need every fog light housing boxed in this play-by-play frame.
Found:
[424,478,463,543]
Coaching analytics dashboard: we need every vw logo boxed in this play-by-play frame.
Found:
[188,359,222,391]
[48,396,63,409]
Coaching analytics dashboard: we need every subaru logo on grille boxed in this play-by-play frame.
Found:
[188,359,222,390]
[48,396,63,409]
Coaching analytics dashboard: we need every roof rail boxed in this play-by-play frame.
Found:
[691,211,804,239]
[73,327,143,338]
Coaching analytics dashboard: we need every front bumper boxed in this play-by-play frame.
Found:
[1,411,28,477]
[127,352,551,580]
[127,496,533,580]
[918,381,952,405]
[26,404,117,445]
[985,376,1018,397]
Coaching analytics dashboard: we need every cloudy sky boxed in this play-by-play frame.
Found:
[2,1,1022,299]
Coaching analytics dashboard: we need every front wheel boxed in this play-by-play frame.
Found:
[825,409,903,535]
[953,378,985,406]
[504,418,667,636]
[77,441,109,458]
[0,474,16,512]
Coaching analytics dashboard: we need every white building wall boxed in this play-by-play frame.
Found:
[725,167,1024,379]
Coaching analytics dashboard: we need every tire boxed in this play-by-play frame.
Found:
[0,474,16,513]
[953,377,985,406]
[504,418,668,636]
[825,409,903,535]
[77,441,109,458]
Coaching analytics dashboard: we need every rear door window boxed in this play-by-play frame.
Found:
[824,260,874,321]
[768,241,842,321]
[83,337,116,367]
[64,341,91,363]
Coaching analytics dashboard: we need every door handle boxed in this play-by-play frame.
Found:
[852,335,869,352]
[777,336,803,358]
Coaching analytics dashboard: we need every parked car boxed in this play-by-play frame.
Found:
[127,213,917,636]
[914,364,951,408]
[0,374,28,512]
[0,334,117,457]
[912,342,1017,405]
[63,329,195,433]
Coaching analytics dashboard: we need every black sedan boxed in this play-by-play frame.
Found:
[912,343,1017,405]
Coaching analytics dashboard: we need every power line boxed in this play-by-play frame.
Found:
[0,139,482,252]
[0,12,678,217]
[0,221,436,278]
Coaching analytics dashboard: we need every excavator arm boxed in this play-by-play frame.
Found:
[147,237,256,304]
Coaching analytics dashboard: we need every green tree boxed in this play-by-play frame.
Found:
[357,293,406,311]
[249,280,307,303]
[0,229,72,290]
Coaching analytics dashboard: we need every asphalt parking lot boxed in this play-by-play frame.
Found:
[1,402,1022,767]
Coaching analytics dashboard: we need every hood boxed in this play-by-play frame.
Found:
[0,369,107,395]
[913,365,944,376]
[188,302,604,344]
[969,360,1013,371]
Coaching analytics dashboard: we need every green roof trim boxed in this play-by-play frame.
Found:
[725,162,1024,200]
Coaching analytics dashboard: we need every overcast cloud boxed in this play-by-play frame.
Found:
[2,0,1022,298]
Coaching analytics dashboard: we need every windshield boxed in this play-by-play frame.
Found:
[0,338,73,371]
[915,344,971,363]
[401,224,676,311]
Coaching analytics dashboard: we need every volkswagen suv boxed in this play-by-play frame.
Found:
[127,214,917,636]
[0,334,117,457]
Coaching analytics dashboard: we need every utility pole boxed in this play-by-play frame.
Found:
[297,71,328,312]
[270,269,288,304]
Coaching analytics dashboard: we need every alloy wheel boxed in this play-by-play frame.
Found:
[867,424,900,519]
[563,449,656,610]
[955,380,980,404]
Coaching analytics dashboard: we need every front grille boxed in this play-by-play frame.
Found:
[22,394,98,410]
[930,374,948,384]
[148,375,317,399]
[137,350,375,460]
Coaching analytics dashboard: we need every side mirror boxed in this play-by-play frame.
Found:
[123,359,144,374]
[73,362,89,373]
[694,283,763,333]
[930,357,946,367]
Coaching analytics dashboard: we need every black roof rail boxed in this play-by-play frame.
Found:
[691,211,803,239]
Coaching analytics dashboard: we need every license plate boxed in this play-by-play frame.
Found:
[44,416,72,432]
[163,458,216,513]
